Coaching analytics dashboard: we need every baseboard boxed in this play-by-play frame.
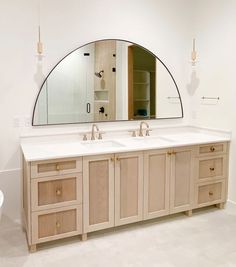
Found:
[227,199,236,206]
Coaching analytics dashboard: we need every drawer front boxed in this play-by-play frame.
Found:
[31,173,82,211]
[195,180,226,208]
[198,156,226,181]
[31,158,82,178]
[198,143,227,156]
[32,205,82,244]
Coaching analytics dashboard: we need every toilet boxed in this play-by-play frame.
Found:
[0,190,4,221]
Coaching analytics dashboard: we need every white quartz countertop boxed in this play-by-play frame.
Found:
[21,126,231,162]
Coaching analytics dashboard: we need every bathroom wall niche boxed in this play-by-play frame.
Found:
[32,39,183,125]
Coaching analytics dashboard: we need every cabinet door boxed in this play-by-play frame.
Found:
[115,152,143,226]
[83,154,115,233]
[143,149,170,220]
[170,146,195,214]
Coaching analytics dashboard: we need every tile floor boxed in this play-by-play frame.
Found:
[1,203,236,267]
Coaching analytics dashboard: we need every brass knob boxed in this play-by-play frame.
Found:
[56,189,62,196]
[56,164,60,171]
[116,157,120,161]
[56,221,61,228]
[210,167,215,171]
[209,191,214,196]
[167,151,172,156]
[210,146,215,152]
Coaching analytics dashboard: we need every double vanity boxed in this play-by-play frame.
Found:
[21,125,230,252]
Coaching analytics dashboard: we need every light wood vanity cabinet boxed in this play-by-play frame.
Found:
[194,142,229,208]
[83,151,143,232]
[22,157,83,252]
[22,142,229,251]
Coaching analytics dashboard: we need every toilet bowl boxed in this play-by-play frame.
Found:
[0,190,4,221]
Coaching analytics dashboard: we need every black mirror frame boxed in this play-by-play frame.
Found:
[32,38,184,126]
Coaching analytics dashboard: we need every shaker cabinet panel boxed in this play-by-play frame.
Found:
[115,152,143,226]
[83,154,115,233]
[170,147,195,214]
[143,149,170,220]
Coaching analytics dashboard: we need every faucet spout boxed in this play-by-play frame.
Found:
[91,124,100,140]
[139,121,150,137]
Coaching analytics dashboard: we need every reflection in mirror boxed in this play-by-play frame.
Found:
[33,40,183,125]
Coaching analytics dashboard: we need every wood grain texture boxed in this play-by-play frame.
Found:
[197,181,224,205]
[38,209,76,238]
[83,154,115,233]
[89,160,109,225]
[31,157,82,178]
[115,152,143,226]
[199,143,227,156]
[170,146,195,214]
[31,173,82,211]
[199,158,223,179]
[143,149,170,220]
[32,205,82,244]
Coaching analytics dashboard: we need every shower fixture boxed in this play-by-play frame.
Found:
[94,70,104,78]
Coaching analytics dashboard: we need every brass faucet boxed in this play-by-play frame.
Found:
[91,124,102,140]
[139,121,150,137]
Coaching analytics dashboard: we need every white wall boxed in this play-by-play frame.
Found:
[0,0,193,220]
[189,0,236,202]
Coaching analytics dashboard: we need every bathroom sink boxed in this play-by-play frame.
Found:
[124,136,172,146]
[81,140,125,149]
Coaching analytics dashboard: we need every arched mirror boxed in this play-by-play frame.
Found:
[32,39,183,125]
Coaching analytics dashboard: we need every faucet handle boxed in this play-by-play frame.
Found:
[98,133,102,140]
[83,134,88,141]
[146,129,152,136]
[128,130,137,137]
[98,131,105,140]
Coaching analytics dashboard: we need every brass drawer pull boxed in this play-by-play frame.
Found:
[56,189,62,196]
[209,191,214,196]
[167,151,172,156]
[56,221,61,228]
[210,167,215,171]
[210,146,215,152]
[56,164,60,171]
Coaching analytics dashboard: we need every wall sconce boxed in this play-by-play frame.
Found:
[191,38,197,66]
[37,26,43,54]
[37,0,43,55]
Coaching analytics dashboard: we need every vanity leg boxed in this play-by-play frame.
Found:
[184,210,193,217]
[216,203,225,209]
[29,244,37,253]
[81,233,87,241]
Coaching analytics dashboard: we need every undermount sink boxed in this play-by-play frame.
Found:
[125,136,172,146]
[81,140,125,149]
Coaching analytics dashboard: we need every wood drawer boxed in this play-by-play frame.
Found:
[197,155,227,182]
[31,173,82,211]
[198,142,227,156]
[195,180,226,208]
[32,205,82,244]
[31,158,82,178]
